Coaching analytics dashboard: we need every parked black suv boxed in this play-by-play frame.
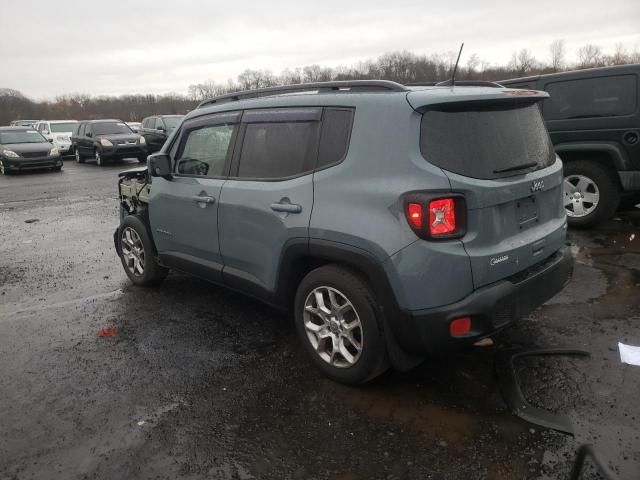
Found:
[71,119,147,166]
[139,115,183,154]
[501,64,640,227]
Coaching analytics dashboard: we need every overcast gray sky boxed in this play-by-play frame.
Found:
[1,0,638,99]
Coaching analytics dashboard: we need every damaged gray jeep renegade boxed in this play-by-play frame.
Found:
[114,80,573,384]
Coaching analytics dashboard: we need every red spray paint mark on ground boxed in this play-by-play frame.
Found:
[97,327,118,337]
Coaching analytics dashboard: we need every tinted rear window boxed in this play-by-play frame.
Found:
[544,75,637,120]
[420,102,555,180]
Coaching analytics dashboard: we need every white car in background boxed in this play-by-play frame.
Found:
[35,120,78,156]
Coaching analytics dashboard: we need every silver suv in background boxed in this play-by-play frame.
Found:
[35,120,78,156]
[115,80,573,384]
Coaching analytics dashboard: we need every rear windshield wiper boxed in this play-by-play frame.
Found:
[494,161,538,174]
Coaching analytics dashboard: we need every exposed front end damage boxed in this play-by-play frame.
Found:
[118,166,150,218]
[115,166,150,256]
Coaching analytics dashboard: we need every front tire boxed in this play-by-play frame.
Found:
[294,265,388,384]
[75,147,85,164]
[118,215,169,286]
[563,160,620,229]
[95,149,104,166]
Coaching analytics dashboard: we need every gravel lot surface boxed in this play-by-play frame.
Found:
[1,160,638,479]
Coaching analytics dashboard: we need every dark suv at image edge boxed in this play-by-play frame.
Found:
[114,80,573,384]
[501,63,640,227]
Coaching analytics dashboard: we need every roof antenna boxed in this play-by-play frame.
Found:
[447,42,464,87]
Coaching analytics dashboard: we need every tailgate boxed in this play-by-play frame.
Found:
[447,164,566,288]
[415,94,568,288]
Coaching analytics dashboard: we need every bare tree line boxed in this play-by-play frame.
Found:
[1,40,638,125]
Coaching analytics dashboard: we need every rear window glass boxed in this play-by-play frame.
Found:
[317,108,354,168]
[544,75,637,120]
[237,122,319,179]
[420,102,555,180]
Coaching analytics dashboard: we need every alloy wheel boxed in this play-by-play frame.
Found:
[121,227,145,276]
[303,286,363,368]
[95,151,102,166]
[563,174,600,218]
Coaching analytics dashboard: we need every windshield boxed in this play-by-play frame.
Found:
[0,130,47,145]
[163,117,182,129]
[420,102,555,180]
[50,123,77,133]
[93,122,133,135]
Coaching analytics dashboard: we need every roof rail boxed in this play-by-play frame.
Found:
[405,82,438,86]
[196,80,408,109]
[435,80,504,88]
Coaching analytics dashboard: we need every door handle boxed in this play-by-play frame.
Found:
[192,195,215,204]
[270,201,302,214]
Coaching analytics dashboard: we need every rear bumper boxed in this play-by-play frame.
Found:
[390,246,573,354]
[618,170,640,192]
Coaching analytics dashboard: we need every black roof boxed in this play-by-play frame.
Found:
[500,63,640,84]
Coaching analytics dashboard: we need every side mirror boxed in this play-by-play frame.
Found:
[86,132,93,138]
[149,153,172,180]
[48,138,54,143]
[157,126,166,133]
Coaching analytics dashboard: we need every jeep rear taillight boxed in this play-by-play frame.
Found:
[407,203,423,228]
[429,198,456,235]
[404,194,466,240]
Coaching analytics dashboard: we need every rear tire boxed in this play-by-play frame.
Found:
[294,265,388,384]
[52,166,62,172]
[563,160,620,229]
[118,215,169,286]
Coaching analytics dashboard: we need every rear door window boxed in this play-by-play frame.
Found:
[235,108,321,179]
[420,102,555,180]
[544,75,637,119]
